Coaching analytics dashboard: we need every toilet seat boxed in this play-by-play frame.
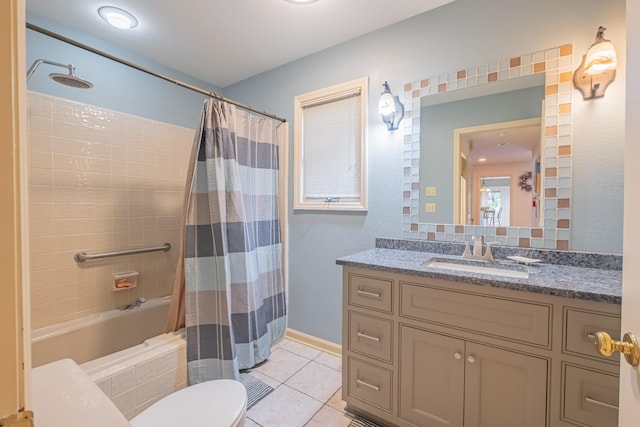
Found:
[130,379,247,427]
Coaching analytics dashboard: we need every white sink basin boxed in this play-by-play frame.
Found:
[423,259,529,279]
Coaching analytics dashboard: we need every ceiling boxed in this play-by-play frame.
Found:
[462,123,541,165]
[26,0,453,88]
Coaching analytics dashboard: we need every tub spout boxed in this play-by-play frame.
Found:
[120,297,146,310]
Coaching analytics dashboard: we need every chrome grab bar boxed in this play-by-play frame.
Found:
[74,243,171,263]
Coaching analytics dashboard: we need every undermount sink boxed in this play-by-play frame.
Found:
[423,258,530,279]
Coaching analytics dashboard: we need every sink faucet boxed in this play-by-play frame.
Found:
[462,236,494,262]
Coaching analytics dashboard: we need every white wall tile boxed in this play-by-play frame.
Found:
[28,92,194,328]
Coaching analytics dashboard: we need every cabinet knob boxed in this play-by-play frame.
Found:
[454,352,462,360]
[467,355,476,364]
[594,331,640,367]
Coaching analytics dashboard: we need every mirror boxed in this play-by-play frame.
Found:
[402,45,574,250]
[419,81,545,226]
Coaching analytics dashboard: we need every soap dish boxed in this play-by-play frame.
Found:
[113,271,138,291]
[506,255,541,266]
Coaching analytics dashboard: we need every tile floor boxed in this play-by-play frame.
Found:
[243,338,354,427]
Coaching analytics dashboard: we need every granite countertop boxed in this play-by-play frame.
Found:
[336,247,622,304]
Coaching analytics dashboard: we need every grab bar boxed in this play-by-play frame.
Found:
[74,243,171,263]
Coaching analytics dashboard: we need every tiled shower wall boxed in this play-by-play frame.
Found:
[28,92,194,329]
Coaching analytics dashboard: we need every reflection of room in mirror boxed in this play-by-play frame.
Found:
[404,45,574,250]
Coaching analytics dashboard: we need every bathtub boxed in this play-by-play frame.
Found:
[31,296,188,419]
[32,296,173,368]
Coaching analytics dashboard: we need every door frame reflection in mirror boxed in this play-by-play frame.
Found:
[402,45,573,250]
[453,117,542,227]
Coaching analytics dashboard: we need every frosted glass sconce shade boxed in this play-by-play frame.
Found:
[574,26,617,99]
[378,81,404,130]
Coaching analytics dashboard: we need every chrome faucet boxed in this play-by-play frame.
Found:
[120,297,146,310]
[462,236,494,262]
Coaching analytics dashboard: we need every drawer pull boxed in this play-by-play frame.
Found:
[585,396,619,411]
[357,332,381,342]
[357,289,382,299]
[356,379,381,392]
[454,352,462,360]
[467,355,476,364]
[586,333,596,340]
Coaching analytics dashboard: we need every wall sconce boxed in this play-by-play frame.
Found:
[573,26,617,99]
[378,81,404,130]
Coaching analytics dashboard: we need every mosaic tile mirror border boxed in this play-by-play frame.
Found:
[401,45,573,250]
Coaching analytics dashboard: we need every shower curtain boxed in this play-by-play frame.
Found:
[166,98,286,383]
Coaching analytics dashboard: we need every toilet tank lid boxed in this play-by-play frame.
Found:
[32,358,131,427]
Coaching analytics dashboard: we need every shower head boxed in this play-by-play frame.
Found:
[26,59,93,89]
[49,70,93,89]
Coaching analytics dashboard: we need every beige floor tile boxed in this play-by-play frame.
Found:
[285,361,342,403]
[254,348,310,383]
[248,384,323,427]
[314,351,342,371]
[280,339,323,360]
[327,388,346,412]
[305,405,353,427]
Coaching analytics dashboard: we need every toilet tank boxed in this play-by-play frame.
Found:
[32,358,131,427]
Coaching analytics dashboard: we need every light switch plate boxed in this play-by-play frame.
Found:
[426,186,437,197]
[425,203,436,213]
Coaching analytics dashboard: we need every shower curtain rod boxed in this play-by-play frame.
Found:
[26,22,286,123]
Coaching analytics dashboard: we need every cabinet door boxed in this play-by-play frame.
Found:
[399,326,465,427]
[464,342,548,427]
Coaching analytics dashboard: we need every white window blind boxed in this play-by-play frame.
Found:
[302,93,361,199]
[293,77,368,211]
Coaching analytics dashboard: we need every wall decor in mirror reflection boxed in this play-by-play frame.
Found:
[402,45,573,250]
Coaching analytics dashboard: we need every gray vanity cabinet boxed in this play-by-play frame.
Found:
[398,327,547,427]
[342,265,621,427]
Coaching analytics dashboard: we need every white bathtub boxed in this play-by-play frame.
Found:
[32,296,172,367]
[31,296,188,419]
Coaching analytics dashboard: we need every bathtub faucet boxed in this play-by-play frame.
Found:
[120,297,146,310]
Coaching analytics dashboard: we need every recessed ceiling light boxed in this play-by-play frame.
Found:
[496,142,511,146]
[478,158,487,162]
[98,6,138,30]
[283,0,319,4]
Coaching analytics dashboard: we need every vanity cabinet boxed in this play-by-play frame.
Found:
[399,326,547,427]
[342,266,621,427]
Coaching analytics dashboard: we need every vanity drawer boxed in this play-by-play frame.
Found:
[564,308,621,362]
[348,273,393,313]
[346,356,393,413]
[400,282,551,347]
[562,363,619,427]
[348,311,393,363]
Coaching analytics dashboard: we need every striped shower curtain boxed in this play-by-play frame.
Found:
[166,98,286,383]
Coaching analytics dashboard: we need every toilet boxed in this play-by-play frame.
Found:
[32,359,247,427]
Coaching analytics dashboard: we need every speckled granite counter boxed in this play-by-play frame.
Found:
[336,241,622,304]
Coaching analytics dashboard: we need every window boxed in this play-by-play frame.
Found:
[293,77,368,211]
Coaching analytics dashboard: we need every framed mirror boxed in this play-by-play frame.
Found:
[402,45,574,250]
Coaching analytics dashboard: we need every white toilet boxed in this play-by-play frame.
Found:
[32,359,247,427]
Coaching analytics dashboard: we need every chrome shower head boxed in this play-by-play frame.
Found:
[49,70,93,89]
[26,59,93,89]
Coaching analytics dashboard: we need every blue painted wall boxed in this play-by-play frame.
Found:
[26,13,221,129]
[224,0,626,344]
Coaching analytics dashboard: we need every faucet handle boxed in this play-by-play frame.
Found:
[483,242,495,262]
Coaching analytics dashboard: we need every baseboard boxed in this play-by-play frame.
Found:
[285,328,342,357]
